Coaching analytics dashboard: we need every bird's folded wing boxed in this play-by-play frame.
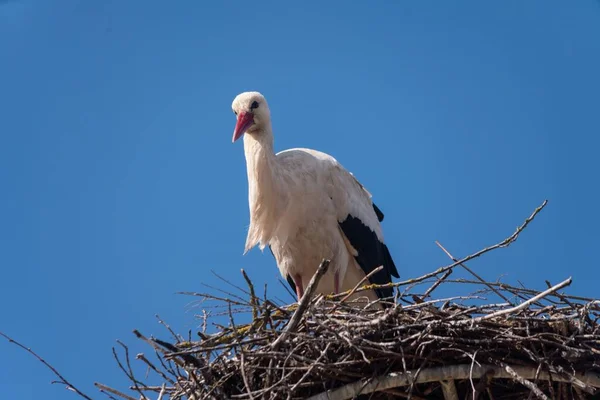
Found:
[328,163,399,299]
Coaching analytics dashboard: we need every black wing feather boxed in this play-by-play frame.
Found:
[373,203,384,222]
[339,202,398,301]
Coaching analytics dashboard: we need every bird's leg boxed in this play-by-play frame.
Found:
[293,274,304,301]
[332,271,344,315]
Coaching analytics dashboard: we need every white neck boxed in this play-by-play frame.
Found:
[242,124,284,252]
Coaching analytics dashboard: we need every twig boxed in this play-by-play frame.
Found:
[114,341,148,400]
[289,343,332,395]
[156,384,167,400]
[526,363,544,400]
[545,279,588,332]
[241,268,259,321]
[135,354,176,385]
[210,270,250,297]
[473,277,572,323]
[98,389,118,400]
[441,278,595,303]
[339,266,383,304]
[435,241,513,305]
[132,330,185,368]
[468,349,480,399]
[155,314,181,343]
[394,200,549,290]
[271,259,330,349]
[501,363,549,400]
[421,268,453,300]
[240,351,255,400]
[94,383,137,400]
[0,331,94,400]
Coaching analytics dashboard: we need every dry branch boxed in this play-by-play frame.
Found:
[0,331,94,400]
[271,259,330,350]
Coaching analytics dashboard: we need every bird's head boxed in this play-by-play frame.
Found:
[231,91,271,143]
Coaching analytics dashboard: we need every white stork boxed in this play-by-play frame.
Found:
[231,91,399,304]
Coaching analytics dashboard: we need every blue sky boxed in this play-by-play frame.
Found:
[1,1,599,398]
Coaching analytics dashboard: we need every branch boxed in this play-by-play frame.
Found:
[271,259,330,349]
[434,240,513,305]
[473,277,572,323]
[396,200,549,289]
[501,363,549,400]
[135,354,176,385]
[333,266,384,311]
[94,383,136,400]
[0,331,94,400]
[241,268,259,321]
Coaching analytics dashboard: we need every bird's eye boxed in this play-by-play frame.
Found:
[250,101,259,110]
[233,110,238,115]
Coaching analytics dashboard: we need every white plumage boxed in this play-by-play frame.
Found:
[231,91,398,304]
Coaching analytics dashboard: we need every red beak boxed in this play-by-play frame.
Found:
[232,112,254,143]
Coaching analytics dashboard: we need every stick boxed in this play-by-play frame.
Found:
[241,269,259,321]
[135,354,176,385]
[473,277,572,323]
[435,241,513,305]
[271,259,330,349]
[289,343,332,394]
[501,363,549,400]
[340,266,383,303]
[155,314,181,343]
[0,331,94,400]
[112,342,148,400]
[156,384,167,400]
[239,351,255,400]
[366,200,549,294]
[421,268,453,300]
[94,383,137,400]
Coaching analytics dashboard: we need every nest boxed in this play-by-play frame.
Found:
[87,200,598,400]
[111,270,599,400]
[3,200,600,400]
